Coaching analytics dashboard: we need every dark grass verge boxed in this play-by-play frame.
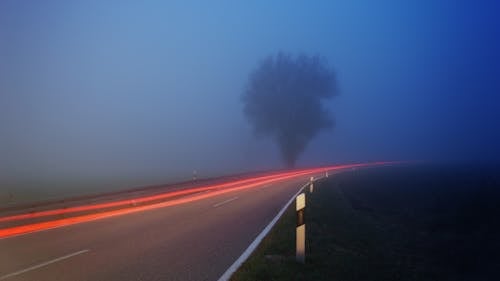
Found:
[230,175,397,281]
[230,164,500,281]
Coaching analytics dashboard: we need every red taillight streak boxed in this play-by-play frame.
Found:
[0,171,306,223]
[0,162,395,239]
[0,170,315,238]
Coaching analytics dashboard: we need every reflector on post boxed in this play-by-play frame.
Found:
[296,193,305,211]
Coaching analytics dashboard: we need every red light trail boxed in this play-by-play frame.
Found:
[0,162,394,239]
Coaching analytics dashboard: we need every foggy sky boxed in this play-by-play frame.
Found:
[1,0,499,187]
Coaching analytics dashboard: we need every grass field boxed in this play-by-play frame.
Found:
[0,181,135,206]
[231,164,500,281]
[0,176,188,207]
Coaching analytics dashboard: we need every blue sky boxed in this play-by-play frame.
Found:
[1,0,499,187]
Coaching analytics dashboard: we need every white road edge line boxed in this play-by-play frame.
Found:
[213,197,239,208]
[0,249,90,280]
[217,179,314,281]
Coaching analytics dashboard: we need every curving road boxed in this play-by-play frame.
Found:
[0,163,389,281]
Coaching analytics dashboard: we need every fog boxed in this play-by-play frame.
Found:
[1,1,499,195]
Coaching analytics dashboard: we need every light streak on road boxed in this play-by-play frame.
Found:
[0,162,394,239]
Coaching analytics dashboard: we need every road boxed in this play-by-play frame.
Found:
[0,163,390,280]
[0,174,318,280]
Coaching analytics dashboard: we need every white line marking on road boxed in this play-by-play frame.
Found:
[213,197,239,208]
[0,249,90,280]
[197,190,212,194]
[217,180,311,281]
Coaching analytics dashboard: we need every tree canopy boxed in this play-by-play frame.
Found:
[243,52,338,167]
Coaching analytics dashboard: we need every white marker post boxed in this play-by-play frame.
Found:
[325,171,329,178]
[296,193,306,263]
[309,176,314,193]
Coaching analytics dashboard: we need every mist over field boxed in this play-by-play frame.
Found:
[1,1,499,202]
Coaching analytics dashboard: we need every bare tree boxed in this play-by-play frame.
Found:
[243,52,338,168]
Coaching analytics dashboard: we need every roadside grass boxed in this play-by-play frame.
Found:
[0,176,183,207]
[230,173,404,281]
[230,165,500,281]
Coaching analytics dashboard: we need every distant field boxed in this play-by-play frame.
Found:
[0,176,185,207]
[232,164,500,281]
[0,182,131,206]
[0,169,274,207]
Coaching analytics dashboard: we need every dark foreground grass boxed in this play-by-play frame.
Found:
[231,171,396,281]
[231,164,500,281]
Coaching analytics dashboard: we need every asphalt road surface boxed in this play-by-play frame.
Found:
[0,174,317,281]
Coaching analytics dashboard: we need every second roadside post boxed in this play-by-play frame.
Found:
[296,192,306,263]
